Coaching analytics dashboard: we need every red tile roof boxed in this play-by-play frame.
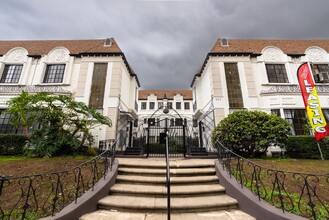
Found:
[210,39,329,54]
[0,38,122,55]
[139,90,193,100]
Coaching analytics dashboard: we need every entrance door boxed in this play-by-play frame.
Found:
[147,117,186,157]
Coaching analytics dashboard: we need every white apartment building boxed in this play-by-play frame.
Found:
[0,38,139,146]
[192,39,329,140]
[1,37,329,153]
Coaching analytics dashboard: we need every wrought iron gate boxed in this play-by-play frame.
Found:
[146,117,186,157]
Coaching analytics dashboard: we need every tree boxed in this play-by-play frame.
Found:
[5,92,112,157]
[212,110,291,157]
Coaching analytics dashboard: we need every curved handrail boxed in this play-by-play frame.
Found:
[216,141,329,220]
[0,139,117,220]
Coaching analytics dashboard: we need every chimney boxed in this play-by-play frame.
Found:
[104,38,112,47]
[220,38,229,47]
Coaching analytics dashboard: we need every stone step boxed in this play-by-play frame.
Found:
[118,158,215,169]
[110,183,225,196]
[118,167,216,176]
[80,209,256,220]
[98,194,238,213]
[116,174,219,184]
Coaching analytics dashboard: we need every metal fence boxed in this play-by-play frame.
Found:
[0,142,116,220]
[216,141,329,220]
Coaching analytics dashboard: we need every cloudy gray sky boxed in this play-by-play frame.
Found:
[1,0,329,89]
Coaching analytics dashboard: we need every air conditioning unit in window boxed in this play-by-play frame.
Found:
[318,72,329,83]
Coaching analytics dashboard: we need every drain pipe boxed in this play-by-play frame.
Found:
[165,129,171,220]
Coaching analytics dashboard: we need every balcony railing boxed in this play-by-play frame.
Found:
[261,84,329,95]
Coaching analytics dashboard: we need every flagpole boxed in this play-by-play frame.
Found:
[316,142,324,160]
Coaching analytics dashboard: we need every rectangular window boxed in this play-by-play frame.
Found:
[0,109,19,134]
[133,119,138,127]
[175,118,183,126]
[1,65,23,83]
[284,109,307,135]
[193,119,198,127]
[149,102,155,110]
[271,109,281,116]
[311,64,329,83]
[167,102,173,109]
[176,102,181,109]
[170,118,175,126]
[265,64,288,83]
[141,102,147,110]
[158,102,163,109]
[89,63,107,109]
[225,63,244,108]
[148,118,155,126]
[43,64,65,83]
[184,102,190,110]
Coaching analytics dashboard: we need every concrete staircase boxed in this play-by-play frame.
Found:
[80,158,255,220]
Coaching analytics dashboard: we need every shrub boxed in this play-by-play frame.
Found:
[284,136,329,159]
[0,134,27,155]
[212,110,291,157]
[5,92,111,157]
[85,147,98,156]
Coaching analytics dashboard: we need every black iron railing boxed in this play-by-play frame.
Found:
[216,141,329,220]
[0,141,116,220]
[165,131,171,220]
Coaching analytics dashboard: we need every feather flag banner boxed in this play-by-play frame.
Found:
[297,63,329,141]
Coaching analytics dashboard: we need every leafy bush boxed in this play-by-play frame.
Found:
[25,128,80,157]
[284,136,329,159]
[85,147,98,156]
[5,92,111,157]
[0,134,27,155]
[212,110,291,157]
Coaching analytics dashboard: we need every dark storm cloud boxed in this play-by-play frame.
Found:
[1,0,329,89]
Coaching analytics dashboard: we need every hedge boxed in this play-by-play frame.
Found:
[284,136,329,159]
[0,134,28,156]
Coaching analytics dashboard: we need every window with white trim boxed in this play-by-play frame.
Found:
[284,109,306,135]
[1,65,23,83]
[265,64,288,83]
[43,64,65,83]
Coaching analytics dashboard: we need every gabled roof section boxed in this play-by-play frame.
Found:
[0,38,122,55]
[0,38,140,86]
[139,90,193,100]
[191,38,329,87]
[210,39,329,55]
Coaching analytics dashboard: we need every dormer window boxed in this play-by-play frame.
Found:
[0,65,23,83]
[43,64,65,83]
[265,64,288,83]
